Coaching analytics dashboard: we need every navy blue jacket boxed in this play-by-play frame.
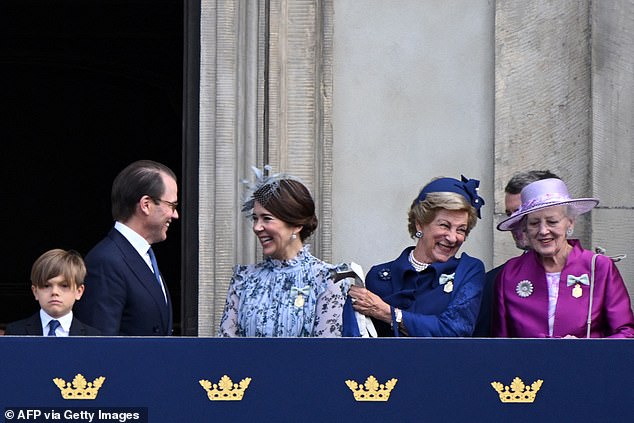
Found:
[74,228,173,336]
[365,247,485,337]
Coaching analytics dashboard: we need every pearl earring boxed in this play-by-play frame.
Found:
[415,231,423,239]
[291,233,297,240]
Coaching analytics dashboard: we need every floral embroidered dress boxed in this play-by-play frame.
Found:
[218,246,351,337]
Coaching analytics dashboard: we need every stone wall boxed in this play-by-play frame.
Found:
[197,0,634,334]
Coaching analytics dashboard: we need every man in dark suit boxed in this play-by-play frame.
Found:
[74,160,178,336]
[5,249,100,336]
[472,170,559,336]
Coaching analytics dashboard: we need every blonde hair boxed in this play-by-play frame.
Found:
[407,192,478,238]
[31,249,86,289]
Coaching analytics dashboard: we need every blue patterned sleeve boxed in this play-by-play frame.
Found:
[313,265,352,337]
[402,256,485,337]
[217,266,243,337]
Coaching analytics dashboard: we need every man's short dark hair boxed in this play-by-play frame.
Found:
[111,160,177,222]
[504,170,560,194]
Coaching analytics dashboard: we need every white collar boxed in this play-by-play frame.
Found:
[114,221,151,257]
[40,309,73,335]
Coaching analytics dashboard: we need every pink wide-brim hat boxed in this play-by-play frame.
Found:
[497,178,599,231]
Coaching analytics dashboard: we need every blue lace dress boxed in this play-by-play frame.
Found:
[218,246,351,337]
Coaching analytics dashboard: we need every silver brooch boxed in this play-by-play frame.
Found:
[378,268,391,281]
[515,280,534,298]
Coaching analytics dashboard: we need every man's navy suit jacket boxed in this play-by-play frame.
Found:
[5,312,100,336]
[74,228,173,336]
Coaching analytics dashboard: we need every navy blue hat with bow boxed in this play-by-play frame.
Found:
[415,175,485,218]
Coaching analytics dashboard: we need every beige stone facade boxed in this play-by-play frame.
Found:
[198,0,634,334]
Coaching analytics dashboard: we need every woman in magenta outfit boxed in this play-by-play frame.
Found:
[493,178,634,338]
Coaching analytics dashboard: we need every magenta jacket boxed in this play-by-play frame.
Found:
[492,240,634,338]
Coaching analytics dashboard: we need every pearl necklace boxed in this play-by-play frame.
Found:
[409,250,430,272]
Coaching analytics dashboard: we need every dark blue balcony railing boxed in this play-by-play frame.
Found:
[1,337,632,422]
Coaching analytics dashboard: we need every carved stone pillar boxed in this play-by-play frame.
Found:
[591,0,634,303]
[494,0,592,266]
[265,0,334,260]
[198,1,264,335]
[198,0,333,335]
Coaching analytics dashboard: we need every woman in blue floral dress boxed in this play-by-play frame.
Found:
[218,168,352,337]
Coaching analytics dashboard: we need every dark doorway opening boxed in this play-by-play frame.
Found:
[1,0,184,333]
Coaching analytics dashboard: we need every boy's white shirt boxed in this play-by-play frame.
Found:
[39,309,72,337]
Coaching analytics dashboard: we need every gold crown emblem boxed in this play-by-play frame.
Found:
[199,375,251,401]
[345,375,397,402]
[53,374,105,400]
[491,377,543,403]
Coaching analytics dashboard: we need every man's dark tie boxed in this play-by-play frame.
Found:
[147,247,162,283]
[48,320,61,336]
[148,247,167,303]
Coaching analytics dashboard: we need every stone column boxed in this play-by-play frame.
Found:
[591,0,634,302]
[198,1,265,335]
[197,0,333,335]
[494,0,592,265]
[265,0,334,260]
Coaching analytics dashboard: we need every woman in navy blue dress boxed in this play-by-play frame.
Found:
[349,176,486,337]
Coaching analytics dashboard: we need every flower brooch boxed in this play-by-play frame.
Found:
[515,280,534,298]
[378,268,391,281]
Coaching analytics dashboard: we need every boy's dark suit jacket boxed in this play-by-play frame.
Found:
[74,228,173,336]
[5,313,101,336]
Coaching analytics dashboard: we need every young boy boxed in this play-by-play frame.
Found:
[5,249,100,336]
